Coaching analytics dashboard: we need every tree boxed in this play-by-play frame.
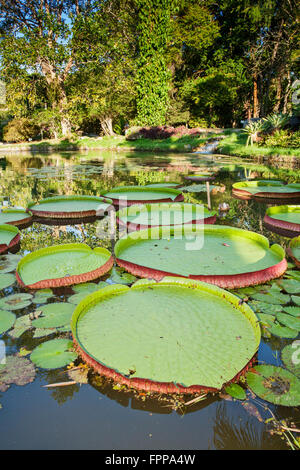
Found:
[0,0,97,137]
[135,0,175,126]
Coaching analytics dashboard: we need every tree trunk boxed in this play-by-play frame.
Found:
[253,73,259,118]
[100,117,115,136]
[274,76,282,113]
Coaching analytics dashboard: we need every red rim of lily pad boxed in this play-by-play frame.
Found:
[16,244,114,289]
[232,181,300,203]
[27,195,113,219]
[71,279,260,394]
[116,203,217,232]
[100,186,184,207]
[0,225,21,254]
[287,236,300,268]
[114,225,287,289]
[0,209,33,228]
[263,206,300,238]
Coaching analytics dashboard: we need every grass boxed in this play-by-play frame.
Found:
[218,130,300,158]
[0,133,219,153]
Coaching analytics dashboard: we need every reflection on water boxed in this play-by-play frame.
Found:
[0,149,299,450]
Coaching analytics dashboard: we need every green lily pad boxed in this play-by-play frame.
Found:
[33,328,57,338]
[269,323,298,339]
[251,292,290,305]
[291,296,300,306]
[0,309,16,334]
[0,273,15,290]
[246,365,300,406]
[72,282,99,294]
[224,383,247,400]
[248,301,281,315]
[281,344,300,378]
[0,254,21,273]
[0,355,36,392]
[276,312,300,331]
[68,292,87,305]
[33,289,54,304]
[256,313,276,326]
[30,338,77,369]
[0,293,33,311]
[31,303,74,329]
[283,306,300,317]
[278,279,300,294]
[284,270,300,281]
[109,267,137,285]
[8,314,32,338]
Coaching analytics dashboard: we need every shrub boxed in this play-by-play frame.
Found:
[260,129,300,149]
[263,113,289,132]
[126,125,204,140]
[3,117,39,143]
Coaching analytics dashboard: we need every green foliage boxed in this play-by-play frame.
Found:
[243,120,266,146]
[263,113,290,131]
[135,0,173,126]
[2,117,39,143]
[261,130,300,149]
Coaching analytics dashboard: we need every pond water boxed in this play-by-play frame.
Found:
[0,149,299,450]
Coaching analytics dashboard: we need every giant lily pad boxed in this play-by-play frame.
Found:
[16,243,113,289]
[232,181,300,203]
[0,355,36,392]
[0,224,20,254]
[100,186,184,207]
[0,208,33,227]
[145,182,182,188]
[264,205,300,238]
[30,338,77,369]
[287,236,300,268]
[114,225,287,289]
[184,173,216,182]
[0,293,33,311]
[116,203,216,231]
[246,365,300,406]
[71,277,260,393]
[28,195,113,219]
[0,273,15,290]
[0,309,16,334]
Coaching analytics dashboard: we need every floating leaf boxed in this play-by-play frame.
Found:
[256,313,275,326]
[284,271,300,281]
[248,301,281,315]
[72,282,99,294]
[0,355,36,392]
[8,314,31,338]
[0,309,16,334]
[281,343,300,378]
[30,338,77,369]
[224,383,246,400]
[0,273,15,290]
[291,296,300,306]
[33,328,57,338]
[33,289,54,304]
[68,292,87,305]
[0,293,33,311]
[269,323,298,339]
[278,279,300,294]
[251,292,290,305]
[0,254,21,274]
[109,267,137,285]
[246,365,300,406]
[283,306,300,317]
[276,312,300,331]
[31,302,74,329]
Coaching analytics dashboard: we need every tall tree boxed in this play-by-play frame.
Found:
[135,0,174,126]
[0,0,96,136]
